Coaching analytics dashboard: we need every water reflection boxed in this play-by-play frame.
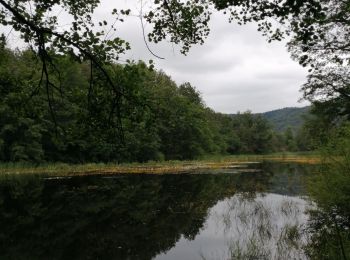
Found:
[0,162,312,259]
[156,193,310,260]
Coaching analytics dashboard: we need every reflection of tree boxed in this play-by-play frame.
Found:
[210,194,310,260]
[260,162,314,196]
[0,173,261,260]
[0,164,311,259]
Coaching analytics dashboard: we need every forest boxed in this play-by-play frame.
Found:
[0,41,314,164]
[0,0,347,165]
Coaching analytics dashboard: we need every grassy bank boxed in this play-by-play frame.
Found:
[0,152,320,176]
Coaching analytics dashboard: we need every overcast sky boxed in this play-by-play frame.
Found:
[3,0,310,113]
[113,2,309,113]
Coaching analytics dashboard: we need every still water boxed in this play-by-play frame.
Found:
[0,162,314,259]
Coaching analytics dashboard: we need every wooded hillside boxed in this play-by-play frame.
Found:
[260,107,310,133]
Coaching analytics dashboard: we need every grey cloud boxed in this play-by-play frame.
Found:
[162,52,241,75]
[255,69,307,81]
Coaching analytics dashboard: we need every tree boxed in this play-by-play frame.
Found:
[145,0,324,52]
[286,0,350,120]
[0,46,227,163]
[0,0,132,134]
[229,112,273,154]
[284,127,297,152]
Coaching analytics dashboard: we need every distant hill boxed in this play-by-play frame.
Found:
[259,106,311,133]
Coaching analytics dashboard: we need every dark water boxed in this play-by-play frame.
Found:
[0,162,314,260]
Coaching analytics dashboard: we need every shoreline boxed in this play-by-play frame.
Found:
[0,153,320,177]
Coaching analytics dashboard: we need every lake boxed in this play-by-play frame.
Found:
[0,162,314,259]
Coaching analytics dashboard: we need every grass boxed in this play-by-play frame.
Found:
[0,152,320,176]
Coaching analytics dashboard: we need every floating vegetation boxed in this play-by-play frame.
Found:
[0,153,319,176]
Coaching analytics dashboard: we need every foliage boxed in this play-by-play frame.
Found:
[0,45,301,163]
[310,124,350,220]
[0,46,289,163]
[306,123,350,260]
[229,112,273,154]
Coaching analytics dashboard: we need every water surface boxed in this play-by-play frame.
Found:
[0,162,313,259]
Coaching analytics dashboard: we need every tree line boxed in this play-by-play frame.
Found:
[0,44,311,164]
